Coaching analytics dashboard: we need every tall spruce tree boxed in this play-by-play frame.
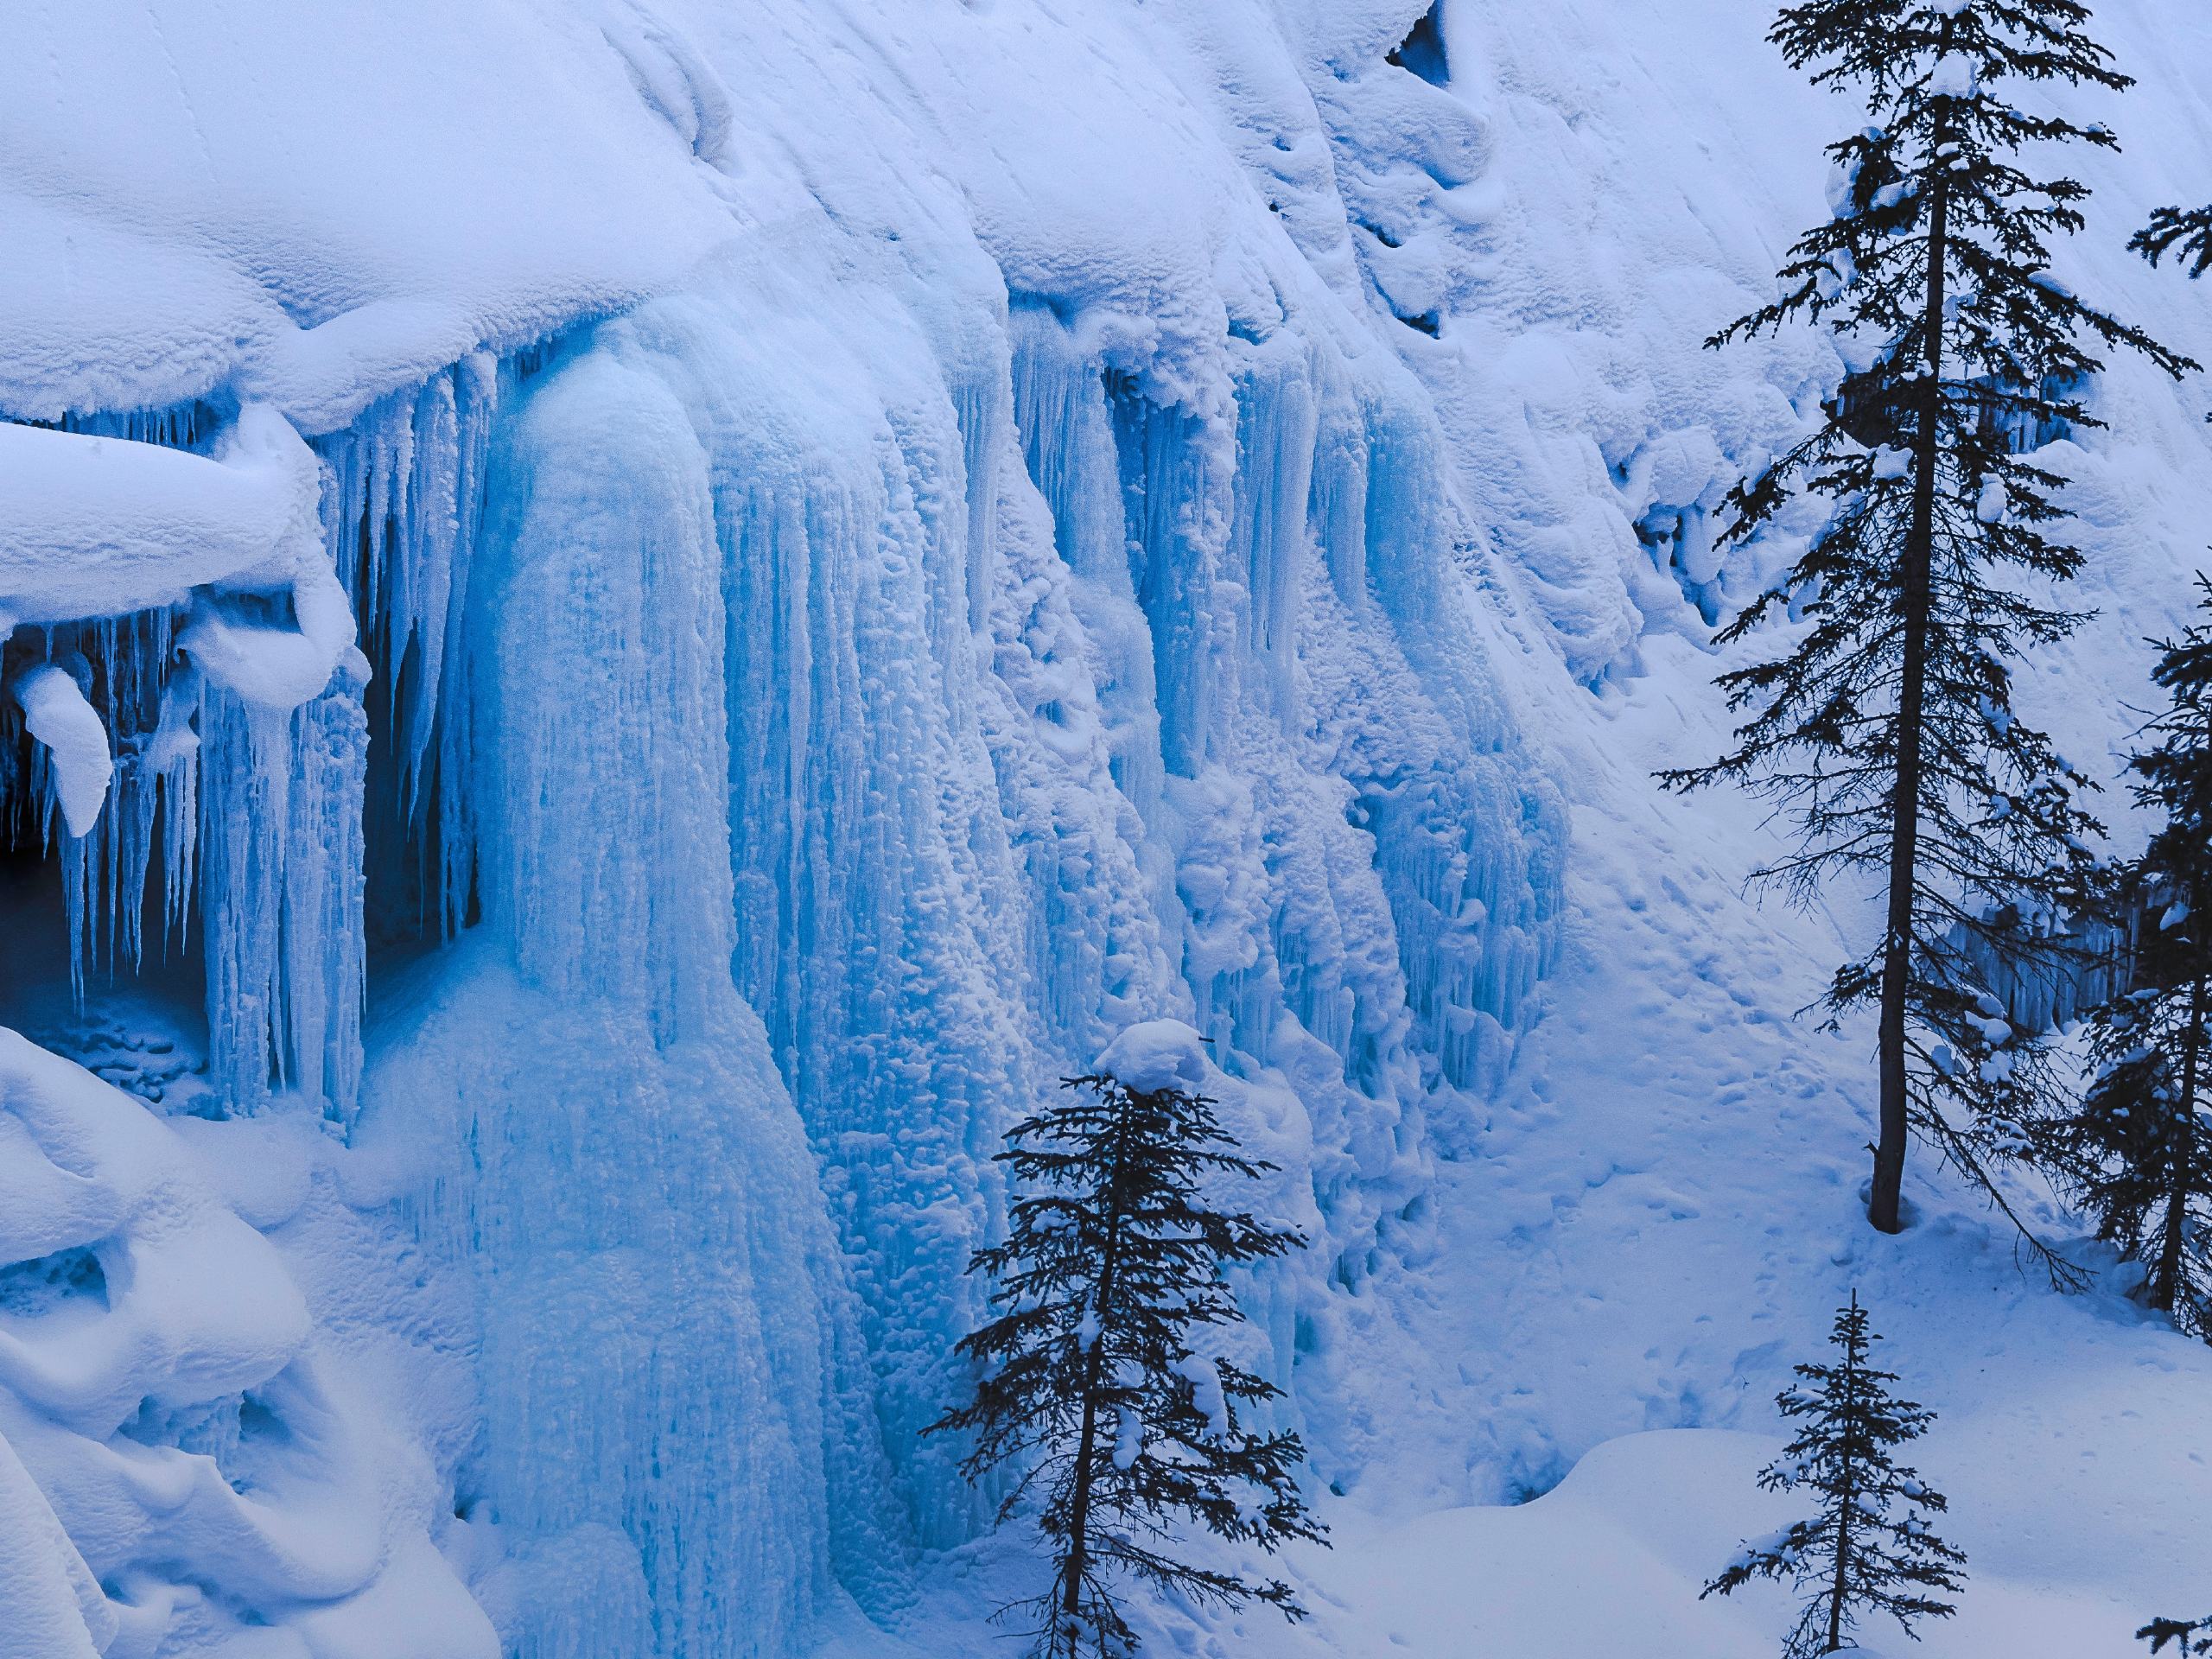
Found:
[2042,581,2212,1333]
[1663,0,2194,1239]
[1703,1293,1967,1656]
[925,1070,1325,1659]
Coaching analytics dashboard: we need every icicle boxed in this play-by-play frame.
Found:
[1224,334,1319,725]
[283,651,369,1119]
[1108,372,1226,782]
[149,659,204,951]
[197,690,289,1113]
[323,355,498,940]
[6,608,189,995]
[194,662,368,1119]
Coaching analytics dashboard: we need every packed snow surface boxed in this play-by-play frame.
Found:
[3,0,2212,1656]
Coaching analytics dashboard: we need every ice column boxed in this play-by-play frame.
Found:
[371,335,897,1658]
[195,662,369,1119]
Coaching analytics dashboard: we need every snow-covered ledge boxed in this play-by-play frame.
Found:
[0,405,354,722]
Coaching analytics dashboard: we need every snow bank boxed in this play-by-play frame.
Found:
[1258,1425,2197,1659]
[0,1029,495,1659]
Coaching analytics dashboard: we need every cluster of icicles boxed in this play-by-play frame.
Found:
[0,354,524,1121]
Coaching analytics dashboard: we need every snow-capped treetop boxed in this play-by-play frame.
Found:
[1704,1294,1966,1658]
[1095,1020,1213,1096]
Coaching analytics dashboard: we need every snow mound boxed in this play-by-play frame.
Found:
[0,1432,111,1659]
[1279,1429,2179,1659]
[0,1029,495,1659]
[1095,1020,1212,1094]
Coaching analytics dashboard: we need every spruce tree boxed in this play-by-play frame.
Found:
[2042,581,2212,1333]
[1704,1293,1967,1656]
[925,1071,1325,1658]
[1663,0,2194,1240]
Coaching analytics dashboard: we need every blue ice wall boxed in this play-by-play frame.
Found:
[368,219,1564,1629]
[0,237,1564,1651]
[361,339,899,1658]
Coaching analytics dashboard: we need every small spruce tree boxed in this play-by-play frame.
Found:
[2043,581,2212,1334]
[1704,1293,1967,1656]
[926,1070,1325,1658]
[1662,0,2194,1243]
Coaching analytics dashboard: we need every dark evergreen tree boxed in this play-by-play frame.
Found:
[2141,1614,2212,1655]
[2042,581,2212,1333]
[925,1071,1325,1659]
[1663,0,2194,1241]
[1703,1293,1967,1656]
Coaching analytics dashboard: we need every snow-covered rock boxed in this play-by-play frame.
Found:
[0,1030,497,1658]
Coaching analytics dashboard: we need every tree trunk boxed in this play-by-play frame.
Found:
[2155,948,2208,1313]
[1872,72,1955,1236]
[1827,1331,1859,1652]
[1059,1120,1132,1649]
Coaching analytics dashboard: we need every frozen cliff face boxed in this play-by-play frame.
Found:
[0,1,1563,1653]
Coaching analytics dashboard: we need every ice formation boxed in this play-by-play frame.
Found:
[0,3,1567,1651]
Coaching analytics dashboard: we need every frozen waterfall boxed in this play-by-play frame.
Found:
[0,250,1560,1655]
[0,3,1568,1653]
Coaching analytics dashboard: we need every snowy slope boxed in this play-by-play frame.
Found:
[1273,2,2212,1654]
[3,0,2212,1656]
